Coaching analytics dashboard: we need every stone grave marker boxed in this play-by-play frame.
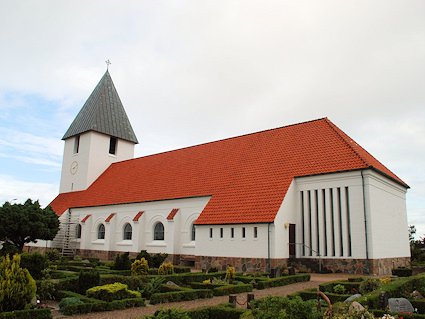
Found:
[378,291,389,310]
[344,293,362,303]
[288,267,296,276]
[388,298,414,313]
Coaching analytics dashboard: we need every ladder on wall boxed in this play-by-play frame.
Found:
[51,210,78,257]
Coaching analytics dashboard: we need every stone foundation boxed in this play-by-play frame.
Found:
[24,246,410,275]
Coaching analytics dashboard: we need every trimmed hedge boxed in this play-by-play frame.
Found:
[0,308,52,319]
[371,309,425,319]
[149,289,213,305]
[189,282,228,290]
[319,281,361,294]
[174,266,191,274]
[186,305,246,319]
[256,274,311,290]
[100,275,145,290]
[212,284,253,296]
[392,267,413,277]
[297,288,351,303]
[148,271,227,286]
[62,298,145,315]
[86,283,140,302]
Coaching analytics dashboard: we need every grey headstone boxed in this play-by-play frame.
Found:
[81,259,90,263]
[379,291,389,310]
[344,294,362,303]
[270,267,282,278]
[166,281,179,287]
[388,298,414,313]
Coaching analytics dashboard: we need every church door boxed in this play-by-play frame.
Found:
[289,224,296,257]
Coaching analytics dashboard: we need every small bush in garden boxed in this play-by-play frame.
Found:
[333,284,346,294]
[152,253,168,268]
[132,258,149,276]
[112,252,131,270]
[147,306,190,319]
[20,251,48,280]
[73,255,82,261]
[58,297,84,312]
[78,269,100,294]
[226,266,236,284]
[0,254,37,312]
[138,277,164,299]
[158,262,174,275]
[37,269,55,300]
[136,250,153,267]
[359,277,381,294]
[45,248,61,262]
[208,266,219,273]
[86,282,141,302]
[380,277,391,285]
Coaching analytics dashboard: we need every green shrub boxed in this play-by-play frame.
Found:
[226,266,236,284]
[149,289,213,305]
[100,274,145,290]
[158,262,174,275]
[152,253,169,268]
[392,267,413,277]
[359,277,381,294]
[188,305,245,319]
[20,251,48,280]
[138,277,165,299]
[0,254,37,312]
[36,270,56,300]
[333,284,346,294]
[132,258,149,276]
[61,298,145,316]
[0,308,52,319]
[112,252,131,270]
[58,297,83,312]
[86,282,141,302]
[146,306,190,319]
[44,249,60,262]
[213,283,253,296]
[136,250,153,267]
[77,269,100,294]
[256,274,310,290]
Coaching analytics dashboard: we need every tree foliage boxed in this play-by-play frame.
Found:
[0,199,60,253]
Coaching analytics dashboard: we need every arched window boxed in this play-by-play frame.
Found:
[154,222,164,240]
[191,224,196,241]
[76,224,82,239]
[123,223,132,240]
[98,224,105,239]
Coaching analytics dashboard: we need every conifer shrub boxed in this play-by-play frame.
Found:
[45,249,60,262]
[136,250,153,267]
[86,282,141,302]
[77,269,100,294]
[58,297,84,313]
[112,252,132,270]
[226,266,236,284]
[20,251,48,280]
[0,254,37,312]
[131,258,149,276]
[158,262,174,275]
[152,253,168,268]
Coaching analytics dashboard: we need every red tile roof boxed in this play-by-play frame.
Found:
[133,211,144,221]
[50,118,408,224]
[167,209,179,220]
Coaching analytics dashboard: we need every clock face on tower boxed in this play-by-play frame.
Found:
[70,161,78,175]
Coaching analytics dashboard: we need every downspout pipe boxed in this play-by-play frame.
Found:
[267,223,271,273]
[361,170,370,274]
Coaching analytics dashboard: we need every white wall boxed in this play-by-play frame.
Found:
[71,196,210,255]
[59,131,135,193]
[363,170,410,258]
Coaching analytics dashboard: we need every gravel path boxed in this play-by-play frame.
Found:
[52,274,357,319]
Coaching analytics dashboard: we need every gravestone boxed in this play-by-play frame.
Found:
[344,293,362,303]
[378,291,389,310]
[288,267,296,276]
[270,267,282,278]
[388,298,414,313]
[349,302,365,312]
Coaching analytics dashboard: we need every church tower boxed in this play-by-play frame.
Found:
[59,70,138,193]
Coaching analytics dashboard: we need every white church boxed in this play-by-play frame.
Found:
[40,70,410,275]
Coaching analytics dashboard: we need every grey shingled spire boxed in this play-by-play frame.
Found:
[62,70,138,144]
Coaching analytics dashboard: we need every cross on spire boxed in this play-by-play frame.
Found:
[105,59,111,70]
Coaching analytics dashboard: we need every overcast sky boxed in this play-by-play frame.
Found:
[0,1,424,238]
